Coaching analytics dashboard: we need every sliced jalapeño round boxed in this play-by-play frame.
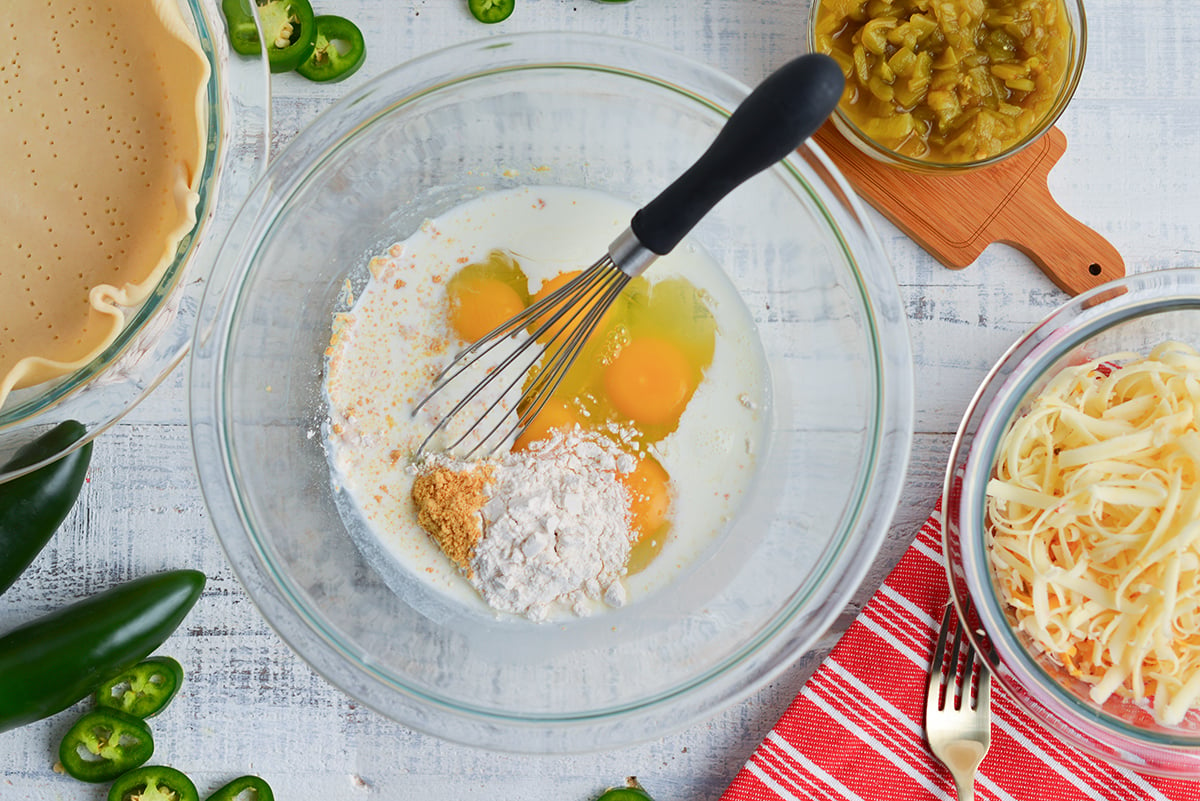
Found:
[58,708,154,783]
[296,15,366,83]
[595,787,655,801]
[109,765,199,801]
[95,655,183,719]
[220,0,261,56]
[204,774,275,801]
[468,0,515,24]
[221,0,318,73]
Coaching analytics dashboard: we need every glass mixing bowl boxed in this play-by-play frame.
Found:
[190,32,914,751]
[944,268,1200,775]
[808,0,1087,172]
[0,0,268,481]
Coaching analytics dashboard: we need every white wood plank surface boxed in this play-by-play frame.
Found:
[3,1,1200,798]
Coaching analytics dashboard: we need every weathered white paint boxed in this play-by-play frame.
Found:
[2,1,1196,798]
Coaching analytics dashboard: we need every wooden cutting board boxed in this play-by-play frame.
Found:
[811,122,1123,296]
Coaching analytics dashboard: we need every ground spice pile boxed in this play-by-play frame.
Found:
[410,464,494,576]
[410,428,637,620]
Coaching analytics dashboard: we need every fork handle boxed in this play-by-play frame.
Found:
[629,52,844,256]
[941,741,985,801]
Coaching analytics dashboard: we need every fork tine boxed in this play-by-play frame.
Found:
[936,604,996,713]
[970,646,992,711]
[928,606,954,715]
[947,614,968,710]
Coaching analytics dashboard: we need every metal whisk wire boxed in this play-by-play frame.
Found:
[412,255,629,458]
[503,264,630,441]
[411,53,845,459]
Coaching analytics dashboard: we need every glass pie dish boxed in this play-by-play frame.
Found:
[0,0,269,482]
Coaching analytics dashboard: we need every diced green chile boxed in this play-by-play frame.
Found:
[296,15,366,83]
[0,570,206,733]
[58,708,154,783]
[109,765,199,801]
[468,0,515,24]
[205,774,275,801]
[95,656,184,719]
[0,420,92,596]
[221,0,318,73]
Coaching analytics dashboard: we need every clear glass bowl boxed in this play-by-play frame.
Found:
[0,0,269,481]
[807,0,1087,172]
[944,268,1200,775]
[190,31,914,752]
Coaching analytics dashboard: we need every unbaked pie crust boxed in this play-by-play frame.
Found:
[0,0,209,408]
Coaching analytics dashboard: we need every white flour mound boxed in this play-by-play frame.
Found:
[470,428,636,621]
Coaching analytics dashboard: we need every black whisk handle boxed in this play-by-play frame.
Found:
[629,52,844,257]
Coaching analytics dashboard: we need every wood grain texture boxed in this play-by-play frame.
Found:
[812,124,1126,296]
[3,1,1200,799]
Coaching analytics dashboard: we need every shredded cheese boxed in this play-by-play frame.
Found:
[987,341,1200,725]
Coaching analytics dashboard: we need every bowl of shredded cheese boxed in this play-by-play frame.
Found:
[945,267,1200,774]
[0,0,268,480]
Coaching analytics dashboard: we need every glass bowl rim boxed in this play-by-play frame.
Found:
[807,0,1088,172]
[944,267,1200,771]
[0,0,269,481]
[189,30,915,750]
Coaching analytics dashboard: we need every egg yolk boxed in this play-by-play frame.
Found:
[512,398,582,452]
[442,254,717,575]
[527,270,614,345]
[621,455,671,544]
[604,337,694,426]
[448,276,525,343]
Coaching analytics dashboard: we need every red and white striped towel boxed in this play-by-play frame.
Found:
[720,506,1200,800]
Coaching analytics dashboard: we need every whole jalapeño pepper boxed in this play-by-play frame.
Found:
[58,708,154,782]
[0,570,206,733]
[0,420,92,596]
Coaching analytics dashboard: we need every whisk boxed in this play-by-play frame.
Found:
[414,53,845,458]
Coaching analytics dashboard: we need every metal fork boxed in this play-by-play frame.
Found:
[926,605,992,801]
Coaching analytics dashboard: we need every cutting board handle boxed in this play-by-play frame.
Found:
[992,174,1125,296]
[811,123,1124,297]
